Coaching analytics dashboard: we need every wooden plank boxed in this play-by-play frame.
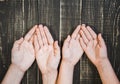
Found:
[103,0,120,80]
[60,0,82,84]
[0,1,11,82]
[0,0,120,83]
[0,0,38,83]
[80,0,104,83]
[37,0,60,83]
[23,0,38,84]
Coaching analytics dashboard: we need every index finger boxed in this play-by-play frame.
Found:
[71,25,81,39]
[24,25,37,41]
[44,26,54,44]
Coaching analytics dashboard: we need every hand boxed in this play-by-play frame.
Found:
[34,25,60,75]
[79,24,108,67]
[11,25,37,72]
[62,25,84,66]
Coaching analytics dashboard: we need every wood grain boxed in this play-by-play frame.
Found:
[0,0,120,84]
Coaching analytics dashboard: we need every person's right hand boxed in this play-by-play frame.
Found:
[11,25,37,72]
[62,25,84,66]
[79,24,108,67]
[34,25,60,75]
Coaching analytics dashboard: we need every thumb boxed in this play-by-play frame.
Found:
[63,35,71,48]
[98,33,106,47]
[13,37,23,47]
[12,37,24,52]
[16,37,24,44]
[54,41,60,57]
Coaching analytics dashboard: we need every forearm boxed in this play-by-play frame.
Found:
[42,71,58,84]
[57,61,74,84]
[2,64,25,84]
[96,58,119,84]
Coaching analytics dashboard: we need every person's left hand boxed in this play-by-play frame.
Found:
[11,25,37,72]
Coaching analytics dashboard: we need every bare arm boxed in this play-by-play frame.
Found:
[96,57,119,84]
[1,64,24,84]
[57,60,74,84]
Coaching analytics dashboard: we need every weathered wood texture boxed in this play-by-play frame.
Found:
[0,0,120,84]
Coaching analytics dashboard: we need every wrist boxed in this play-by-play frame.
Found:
[42,71,58,84]
[42,70,58,76]
[11,63,25,74]
[95,57,109,69]
[61,60,75,70]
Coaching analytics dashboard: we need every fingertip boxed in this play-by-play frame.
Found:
[43,26,48,32]
[66,35,71,42]
[98,33,106,47]
[18,37,24,43]
[100,33,102,38]
[77,25,81,28]
[82,24,86,26]
[86,26,90,29]
[98,33,102,40]
[34,24,38,27]
[55,41,59,47]
[43,26,48,30]
[35,27,38,31]
[39,24,43,28]
[55,41,58,44]
[20,37,23,40]
[32,25,37,31]
[32,25,37,30]
[68,35,70,39]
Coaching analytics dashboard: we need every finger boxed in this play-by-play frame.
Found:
[63,35,71,48]
[54,41,60,57]
[71,25,81,39]
[36,28,43,48]
[79,37,86,50]
[98,33,106,47]
[39,25,48,45]
[82,25,92,40]
[86,26,97,39]
[29,35,34,44]
[24,25,37,41]
[76,34,80,40]
[15,37,24,44]
[34,34,39,52]
[44,26,54,44]
[13,37,24,49]
[80,30,89,45]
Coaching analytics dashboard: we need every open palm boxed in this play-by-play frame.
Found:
[62,25,83,66]
[34,25,60,74]
[12,25,36,72]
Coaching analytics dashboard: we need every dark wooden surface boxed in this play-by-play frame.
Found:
[0,0,120,84]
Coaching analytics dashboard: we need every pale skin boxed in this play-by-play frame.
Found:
[57,25,84,84]
[79,24,120,84]
[34,25,60,84]
[2,25,37,84]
